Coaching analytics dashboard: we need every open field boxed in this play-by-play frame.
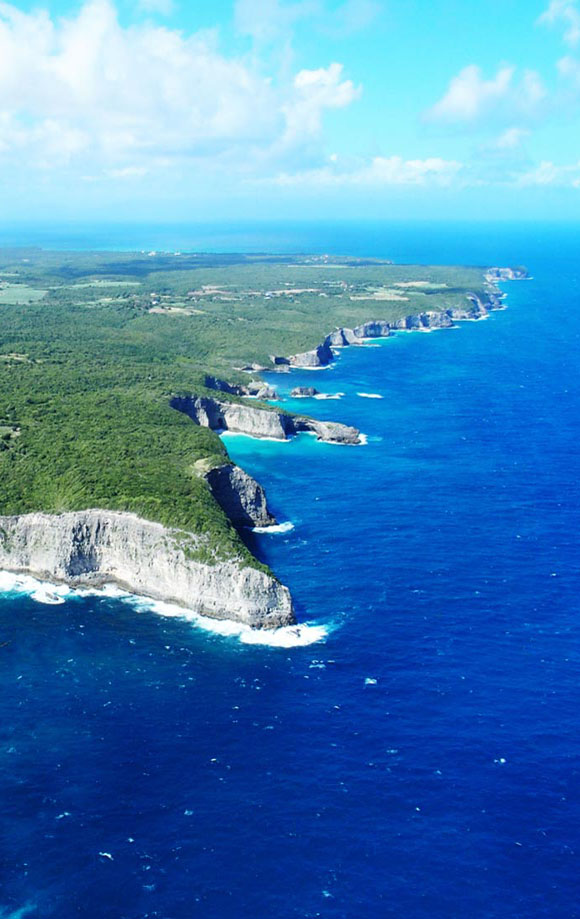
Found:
[0,283,48,304]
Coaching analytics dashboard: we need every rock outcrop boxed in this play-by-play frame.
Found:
[352,320,394,338]
[204,464,276,529]
[0,510,295,628]
[292,417,360,444]
[171,394,361,444]
[326,327,359,347]
[172,394,293,439]
[291,386,319,398]
[387,311,455,331]
[289,340,335,368]
[486,267,529,281]
[204,375,278,401]
[239,362,268,372]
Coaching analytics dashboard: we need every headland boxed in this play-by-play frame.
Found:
[0,250,527,627]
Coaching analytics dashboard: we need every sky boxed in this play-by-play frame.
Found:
[1,0,579,221]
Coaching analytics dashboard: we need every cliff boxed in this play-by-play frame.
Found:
[486,267,529,281]
[171,394,361,444]
[270,288,506,368]
[0,264,519,632]
[204,464,276,529]
[289,341,335,369]
[0,510,294,628]
[204,374,278,401]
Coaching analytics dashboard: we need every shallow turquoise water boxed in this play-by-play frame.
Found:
[1,222,579,918]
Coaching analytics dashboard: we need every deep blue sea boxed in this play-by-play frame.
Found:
[1,221,580,919]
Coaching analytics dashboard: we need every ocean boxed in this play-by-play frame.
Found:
[1,221,579,918]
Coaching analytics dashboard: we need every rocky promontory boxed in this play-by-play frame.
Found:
[0,510,295,628]
[0,257,523,631]
[291,386,319,398]
[171,394,361,444]
[204,464,276,529]
[486,267,529,282]
[204,374,278,401]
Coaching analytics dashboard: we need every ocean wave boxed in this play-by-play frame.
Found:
[0,571,73,602]
[31,587,67,605]
[357,392,383,399]
[335,433,367,446]
[0,570,327,648]
[292,364,334,371]
[251,521,295,534]
[132,596,330,647]
[220,431,291,444]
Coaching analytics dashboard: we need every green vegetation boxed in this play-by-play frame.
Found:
[0,283,48,304]
[0,248,488,567]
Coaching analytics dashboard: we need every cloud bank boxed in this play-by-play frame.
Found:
[0,0,359,176]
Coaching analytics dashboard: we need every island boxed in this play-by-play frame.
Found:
[0,250,527,628]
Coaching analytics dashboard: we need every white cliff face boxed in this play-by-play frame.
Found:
[204,464,276,528]
[486,267,529,281]
[171,395,292,440]
[268,286,507,370]
[0,510,295,628]
[171,395,361,444]
[290,341,335,368]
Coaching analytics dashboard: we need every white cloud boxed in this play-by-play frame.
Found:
[0,0,360,176]
[283,63,361,141]
[517,159,580,186]
[538,0,580,46]
[493,127,530,149]
[557,53,580,86]
[268,154,463,187]
[518,70,547,110]
[426,65,545,123]
[266,153,580,195]
[427,65,514,122]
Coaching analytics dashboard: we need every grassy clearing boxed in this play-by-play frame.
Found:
[0,284,48,304]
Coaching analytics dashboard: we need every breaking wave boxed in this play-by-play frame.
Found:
[0,571,328,648]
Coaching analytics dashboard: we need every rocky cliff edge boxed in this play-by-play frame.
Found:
[0,510,295,628]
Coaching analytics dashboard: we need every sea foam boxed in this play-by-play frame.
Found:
[130,595,329,647]
[0,570,327,648]
[251,521,295,534]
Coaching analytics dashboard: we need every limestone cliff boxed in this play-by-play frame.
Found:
[486,267,529,282]
[289,341,335,369]
[204,464,276,529]
[171,395,361,444]
[204,375,278,401]
[269,285,507,369]
[0,510,294,628]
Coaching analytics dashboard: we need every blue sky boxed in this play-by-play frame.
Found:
[1,0,579,220]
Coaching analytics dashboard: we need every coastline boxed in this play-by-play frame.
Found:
[0,265,526,635]
[271,270,517,372]
[0,569,329,647]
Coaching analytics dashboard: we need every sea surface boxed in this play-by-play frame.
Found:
[1,221,579,918]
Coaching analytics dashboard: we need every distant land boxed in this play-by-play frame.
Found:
[0,249,525,628]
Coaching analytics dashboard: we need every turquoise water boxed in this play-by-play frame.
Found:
[1,222,580,918]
